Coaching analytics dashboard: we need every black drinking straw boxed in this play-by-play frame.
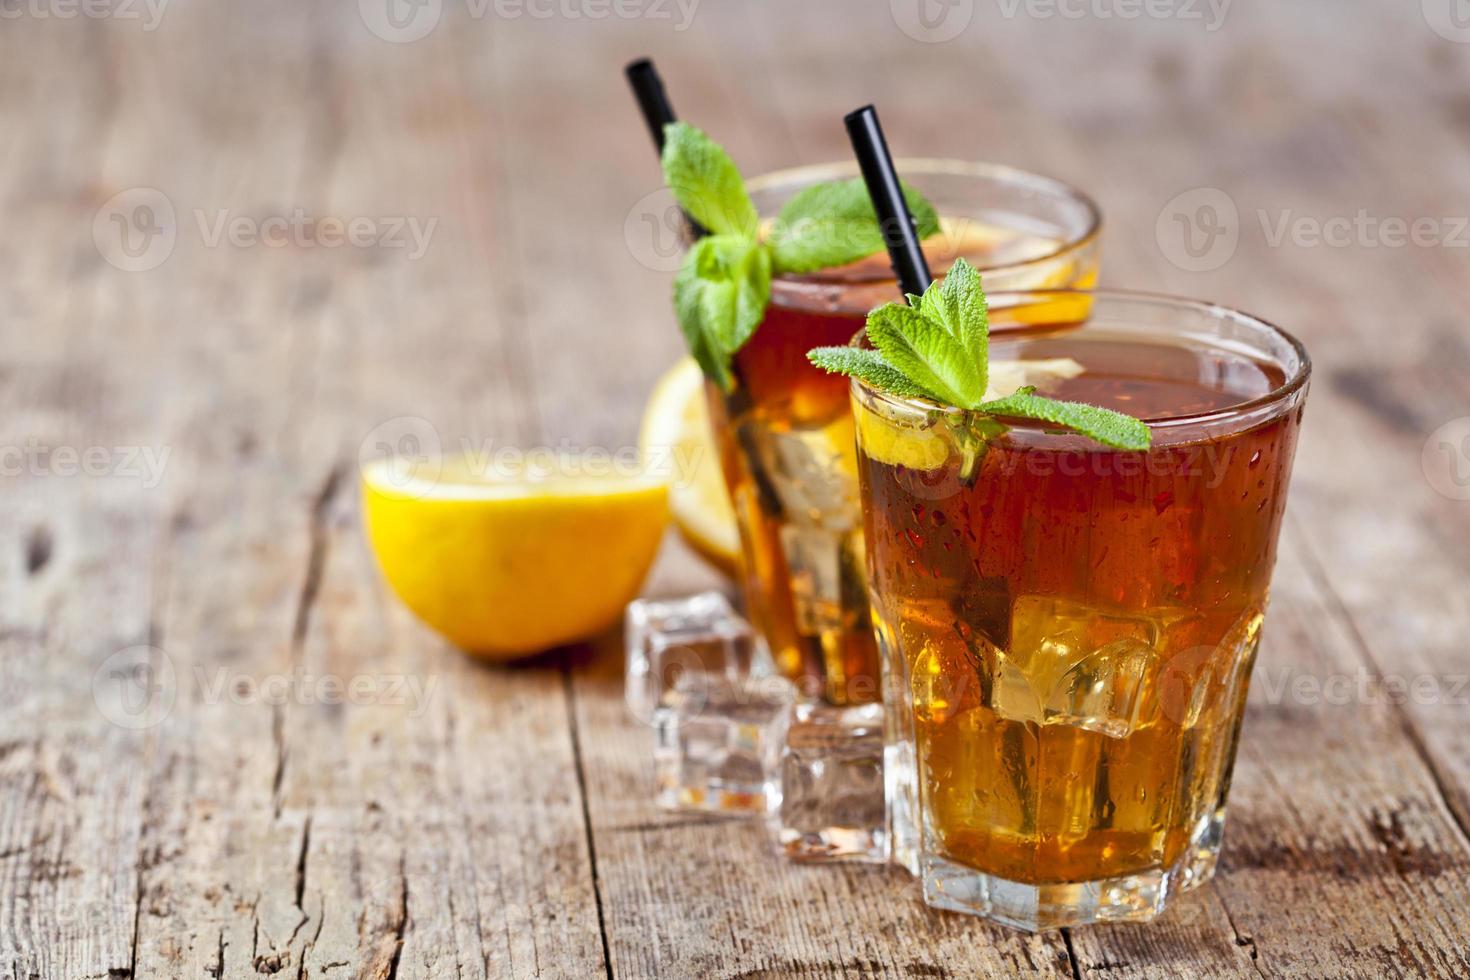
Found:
[625,56,778,516]
[625,58,678,154]
[625,57,707,238]
[843,105,933,298]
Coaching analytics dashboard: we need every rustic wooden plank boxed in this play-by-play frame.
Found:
[0,8,180,978]
[76,3,370,976]
[6,1,1470,977]
[0,500,162,980]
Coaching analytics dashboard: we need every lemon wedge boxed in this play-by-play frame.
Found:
[639,358,740,576]
[362,455,668,658]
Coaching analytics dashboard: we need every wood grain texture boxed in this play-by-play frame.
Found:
[2,1,1469,977]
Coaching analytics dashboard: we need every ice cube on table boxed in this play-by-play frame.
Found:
[654,674,797,814]
[776,701,887,863]
[624,592,764,725]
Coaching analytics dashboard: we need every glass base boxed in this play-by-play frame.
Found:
[921,809,1226,931]
[1180,806,1226,892]
[885,739,920,876]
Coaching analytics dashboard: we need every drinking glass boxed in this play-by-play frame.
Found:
[853,291,1309,927]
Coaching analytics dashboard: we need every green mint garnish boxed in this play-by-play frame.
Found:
[798,346,928,399]
[660,122,939,391]
[767,178,940,273]
[661,122,759,238]
[976,387,1151,447]
[808,257,1151,451]
[673,235,771,389]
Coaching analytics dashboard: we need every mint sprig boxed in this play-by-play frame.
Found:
[672,236,771,389]
[660,122,940,391]
[808,258,1151,451]
[800,346,927,399]
[767,178,940,274]
[662,122,758,238]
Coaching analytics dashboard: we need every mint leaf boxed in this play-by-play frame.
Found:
[768,178,941,274]
[661,122,758,238]
[924,255,988,373]
[673,235,770,390]
[807,346,927,398]
[978,388,1152,451]
[804,256,1152,449]
[867,300,985,410]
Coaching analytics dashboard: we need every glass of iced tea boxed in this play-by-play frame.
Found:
[716,161,1101,707]
[854,291,1309,928]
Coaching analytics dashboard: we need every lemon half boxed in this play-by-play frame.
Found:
[363,455,668,658]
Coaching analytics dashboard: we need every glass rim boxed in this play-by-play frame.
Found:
[745,158,1103,281]
[849,288,1312,434]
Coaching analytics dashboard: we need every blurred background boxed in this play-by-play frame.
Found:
[7,0,1466,597]
[6,0,1464,456]
[7,0,1465,577]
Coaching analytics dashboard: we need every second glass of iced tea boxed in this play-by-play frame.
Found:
[854,291,1309,928]
[714,161,1101,708]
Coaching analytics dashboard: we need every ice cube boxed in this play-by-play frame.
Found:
[776,702,887,863]
[990,649,1045,727]
[992,596,1165,738]
[654,674,796,814]
[1043,637,1156,738]
[761,423,860,530]
[625,592,764,725]
[778,525,844,635]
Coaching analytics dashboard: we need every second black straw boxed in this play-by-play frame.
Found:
[844,105,933,299]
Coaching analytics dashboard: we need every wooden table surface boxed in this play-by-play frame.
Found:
[4,1,1470,976]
